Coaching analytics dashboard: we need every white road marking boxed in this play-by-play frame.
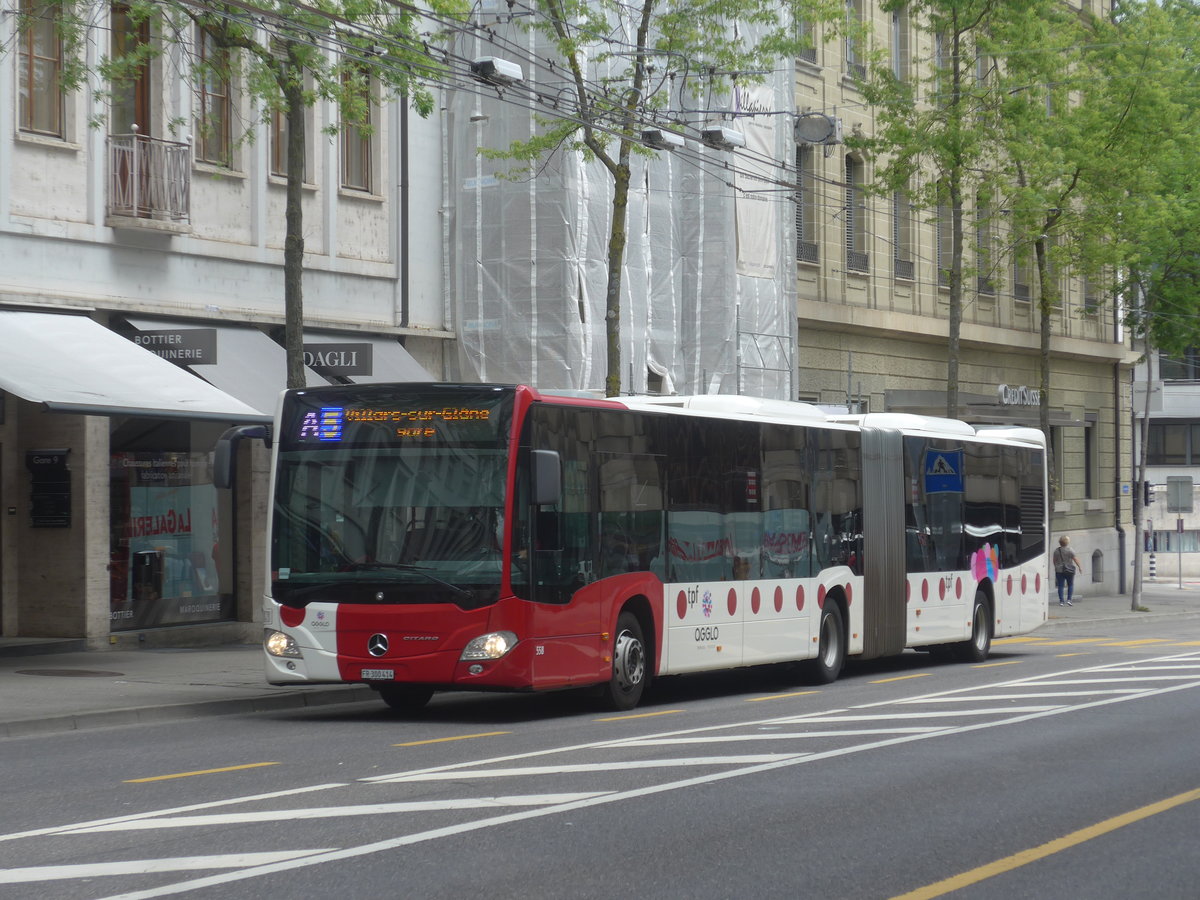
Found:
[0,851,333,884]
[615,728,944,745]
[65,795,613,832]
[0,784,348,844]
[374,755,804,783]
[901,690,1144,702]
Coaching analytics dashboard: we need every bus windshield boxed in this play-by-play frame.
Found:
[271,386,515,606]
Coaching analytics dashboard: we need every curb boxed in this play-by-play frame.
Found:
[0,684,378,739]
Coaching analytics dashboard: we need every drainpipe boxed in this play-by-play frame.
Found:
[400,97,410,329]
[1114,360,1126,594]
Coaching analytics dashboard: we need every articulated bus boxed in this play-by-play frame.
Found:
[218,383,1048,712]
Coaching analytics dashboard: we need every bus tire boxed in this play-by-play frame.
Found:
[601,611,648,711]
[378,685,434,713]
[802,602,845,684]
[954,592,992,663]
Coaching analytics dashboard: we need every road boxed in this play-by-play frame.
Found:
[3,618,1200,900]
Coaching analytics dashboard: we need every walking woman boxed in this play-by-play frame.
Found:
[1053,535,1084,606]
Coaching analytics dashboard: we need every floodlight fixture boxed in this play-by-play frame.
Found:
[471,57,524,86]
[701,125,746,151]
[641,128,686,150]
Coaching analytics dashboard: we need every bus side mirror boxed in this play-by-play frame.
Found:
[532,449,561,506]
[212,424,270,490]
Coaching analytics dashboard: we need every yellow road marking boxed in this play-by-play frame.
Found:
[1040,639,1106,646]
[124,762,280,783]
[993,637,1045,645]
[871,673,931,684]
[973,660,1022,668]
[891,786,1200,900]
[1102,639,1171,647]
[745,691,820,702]
[393,731,511,747]
[595,709,685,722]
[1055,652,1089,658]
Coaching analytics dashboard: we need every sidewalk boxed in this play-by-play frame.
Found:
[3,583,1199,739]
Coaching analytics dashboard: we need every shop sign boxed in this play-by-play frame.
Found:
[997,383,1040,406]
[130,328,218,365]
[26,449,70,527]
[303,342,372,376]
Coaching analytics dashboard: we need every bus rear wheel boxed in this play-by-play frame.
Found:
[601,611,648,711]
[378,684,434,713]
[802,602,845,684]
[955,592,992,663]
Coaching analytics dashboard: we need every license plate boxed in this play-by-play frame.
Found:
[361,669,395,681]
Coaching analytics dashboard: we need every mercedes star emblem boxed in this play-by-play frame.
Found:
[367,634,389,657]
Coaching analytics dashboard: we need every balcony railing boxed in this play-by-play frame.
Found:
[107,132,190,224]
[847,249,870,273]
[894,257,914,280]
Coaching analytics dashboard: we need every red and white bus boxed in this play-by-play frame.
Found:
[218,384,1047,711]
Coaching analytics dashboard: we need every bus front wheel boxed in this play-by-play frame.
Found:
[601,611,648,711]
[802,602,845,684]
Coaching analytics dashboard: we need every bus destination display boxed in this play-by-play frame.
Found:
[295,405,493,443]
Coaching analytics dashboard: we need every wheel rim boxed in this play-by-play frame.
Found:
[820,612,841,668]
[973,604,989,651]
[613,628,645,694]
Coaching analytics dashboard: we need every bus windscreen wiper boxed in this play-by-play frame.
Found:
[342,561,475,601]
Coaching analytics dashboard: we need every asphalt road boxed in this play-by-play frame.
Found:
[3,617,1200,900]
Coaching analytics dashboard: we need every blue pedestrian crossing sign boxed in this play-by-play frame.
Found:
[924,448,964,494]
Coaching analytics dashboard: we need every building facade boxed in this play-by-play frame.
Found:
[0,2,449,646]
[788,1,1134,596]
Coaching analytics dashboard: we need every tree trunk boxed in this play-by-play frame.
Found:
[283,58,306,390]
[605,162,631,397]
[1034,234,1055,499]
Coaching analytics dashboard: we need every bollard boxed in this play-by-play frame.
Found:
[1149,552,1157,580]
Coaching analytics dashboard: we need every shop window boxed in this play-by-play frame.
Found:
[109,419,235,630]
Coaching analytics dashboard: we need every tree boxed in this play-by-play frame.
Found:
[1111,0,1200,609]
[861,0,1023,420]
[477,0,845,397]
[17,0,466,388]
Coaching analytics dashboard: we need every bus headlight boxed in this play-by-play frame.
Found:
[460,631,518,661]
[265,629,303,659]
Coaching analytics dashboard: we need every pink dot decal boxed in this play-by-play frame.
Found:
[751,587,761,614]
[727,588,737,616]
[796,585,805,611]
[774,586,784,613]
[939,579,946,601]
[1007,574,1013,595]
[845,583,853,605]
[677,591,687,619]
[1021,574,1028,594]
[1036,574,1042,593]
[817,584,827,608]
[921,579,929,602]
[906,581,912,603]
[956,578,963,599]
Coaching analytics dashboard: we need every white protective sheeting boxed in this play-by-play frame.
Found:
[448,12,796,399]
[0,311,266,422]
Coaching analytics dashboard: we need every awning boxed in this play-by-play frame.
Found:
[0,310,267,422]
[303,330,432,383]
[119,317,327,417]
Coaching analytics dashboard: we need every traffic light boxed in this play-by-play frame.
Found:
[1144,481,1154,505]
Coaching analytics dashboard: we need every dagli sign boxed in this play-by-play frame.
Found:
[997,383,1041,406]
